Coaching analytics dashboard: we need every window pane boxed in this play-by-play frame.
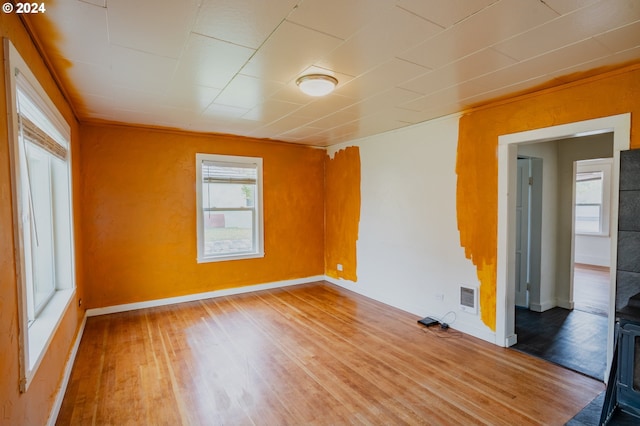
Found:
[203,210,254,256]
[576,172,603,204]
[575,204,601,233]
[203,183,255,208]
[26,145,55,314]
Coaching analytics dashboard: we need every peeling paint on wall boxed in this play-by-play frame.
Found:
[325,147,361,282]
[457,63,640,331]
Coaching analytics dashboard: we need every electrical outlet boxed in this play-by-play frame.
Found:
[435,293,444,301]
[337,263,343,271]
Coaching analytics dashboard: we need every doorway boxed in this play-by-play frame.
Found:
[511,141,613,380]
[495,113,631,381]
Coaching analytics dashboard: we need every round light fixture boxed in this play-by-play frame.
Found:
[296,74,338,97]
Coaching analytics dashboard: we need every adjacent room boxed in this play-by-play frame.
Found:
[1,1,640,425]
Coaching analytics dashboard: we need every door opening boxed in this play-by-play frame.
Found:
[497,113,631,381]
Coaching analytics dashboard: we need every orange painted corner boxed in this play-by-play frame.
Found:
[324,146,361,282]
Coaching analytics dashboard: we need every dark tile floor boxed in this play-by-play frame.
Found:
[513,306,607,380]
[566,391,640,425]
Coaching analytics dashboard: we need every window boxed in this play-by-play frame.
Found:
[196,154,264,262]
[574,158,612,236]
[5,40,75,391]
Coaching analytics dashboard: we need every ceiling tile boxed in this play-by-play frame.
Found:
[241,21,343,83]
[32,0,109,66]
[344,87,423,117]
[397,0,497,28]
[399,0,559,69]
[595,21,640,53]
[163,84,221,112]
[250,115,319,138]
[320,6,443,76]
[109,46,178,94]
[203,103,252,119]
[287,0,395,40]
[289,94,357,119]
[59,60,113,99]
[469,38,612,94]
[399,48,517,95]
[214,74,284,109]
[276,125,326,140]
[493,0,640,61]
[107,0,200,58]
[172,33,255,90]
[305,109,360,130]
[549,45,640,82]
[243,99,302,122]
[541,0,601,15]
[193,0,299,49]
[334,58,431,99]
[400,81,488,111]
[79,0,107,7]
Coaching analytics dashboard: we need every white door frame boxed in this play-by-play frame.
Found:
[496,113,631,379]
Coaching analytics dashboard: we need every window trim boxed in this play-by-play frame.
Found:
[4,38,76,392]
[195,153,264,263]
[574,158,612,237]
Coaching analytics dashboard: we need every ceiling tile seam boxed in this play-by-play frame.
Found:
[450,0,502,26]
[395,5,446,30]
[486,4,593,57]
[395,49,519,100]
[455,46,621,106]
[538,0,562,15]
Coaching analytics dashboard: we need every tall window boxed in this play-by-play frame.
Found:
[196,154,264,263]
[6,40,75,391]
[574,158,612,236]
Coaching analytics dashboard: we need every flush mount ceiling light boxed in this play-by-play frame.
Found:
[296,74,338,97]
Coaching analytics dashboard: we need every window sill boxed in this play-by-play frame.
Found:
[23,288,75,392]
[197,252,264,263]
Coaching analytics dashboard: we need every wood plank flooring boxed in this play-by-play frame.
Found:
[574,263,610,316]
[57,282,604,425]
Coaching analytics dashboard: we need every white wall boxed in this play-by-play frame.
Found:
[575,234,611,266]
[327,114,494,343]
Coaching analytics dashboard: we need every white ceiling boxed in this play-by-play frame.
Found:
[26,0,640,146]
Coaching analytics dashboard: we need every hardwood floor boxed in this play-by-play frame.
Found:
[574,263,610,316]
[57,282,603,425]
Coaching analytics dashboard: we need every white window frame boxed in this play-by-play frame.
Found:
[574,158,612,237]
[196,153,264,263]
[4,39,76,392]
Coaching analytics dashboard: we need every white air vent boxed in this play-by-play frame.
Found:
[460,286,477,315]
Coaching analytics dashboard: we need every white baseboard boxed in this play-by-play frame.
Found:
[556,299,574,310]
[529,299,558,312]
[47,313,87,426]
[86,275,325,317]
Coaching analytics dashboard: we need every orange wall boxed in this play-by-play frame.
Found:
[324,147,361,281]
[80,124,325,308]
[457,64,640,330]
[0,12,85,426]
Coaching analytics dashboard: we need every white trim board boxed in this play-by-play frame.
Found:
[47,313,86,426]
[86,276,325,317]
